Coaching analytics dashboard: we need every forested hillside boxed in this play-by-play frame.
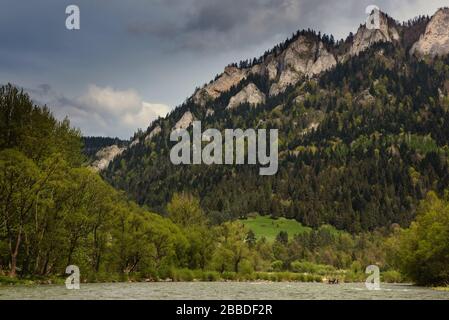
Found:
[1,85,407,283]
[104,10,449,233]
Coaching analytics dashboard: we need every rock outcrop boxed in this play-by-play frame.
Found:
[193,66,248,106]
[226,83,266,109]
[190,13,402,103]
[269,69,302,97]
[260,37,337,96]
[174,111,194,130]
[193,35,337,103]
[250,58,278,81]
[410,8,449,57]
[347,12,400,58]
[129,138,139,148]
[145,125,161,141]
[172,9,447,115]
[91,145,126,172]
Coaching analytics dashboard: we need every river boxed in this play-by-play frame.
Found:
[1,282,448,300]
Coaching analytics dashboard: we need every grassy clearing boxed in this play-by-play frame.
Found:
[240,215,311,241]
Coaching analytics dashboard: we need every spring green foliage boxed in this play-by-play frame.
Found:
[388,192,449,286]
[240,215,310,242]
[1,71,448,286]
[0,84,356,281]
[0,85,186,279]
[167,193,207,228]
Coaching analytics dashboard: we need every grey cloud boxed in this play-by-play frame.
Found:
[2,0,448,139]
[127,0,449,52]
[184,0,253,32]
[24,84,169,139]
[127,0,305,51]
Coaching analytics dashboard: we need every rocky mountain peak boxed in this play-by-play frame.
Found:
[410,7,449,57]
[265,35,337,96]
[348,11,400,58]
[183,9,448,116]
[192,33,338,106]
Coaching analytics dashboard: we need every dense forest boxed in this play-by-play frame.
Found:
[104,41,449,235]
[0,84,389,283]
[0,79,447,286]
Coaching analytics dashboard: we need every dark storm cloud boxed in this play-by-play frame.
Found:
[127,0,449,51]
[127,0,304,51]
[1,0,448,138]
[184,0,282,32]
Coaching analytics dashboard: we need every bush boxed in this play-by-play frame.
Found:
[157,266,174,280]
[203,271,220,281]
[0,275,25,285]
[342,271,365,283]
[172,269,194,282]
[388,192,449,286]
[271,260,283,272]
[290,261,335,275]
[350,261,363,273]
[381,270,404,283]
[239,260,254,275]
[254,272,270,281]
[221,271,237,281]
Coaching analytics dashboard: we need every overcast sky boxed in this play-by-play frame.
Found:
[1,0,448,138]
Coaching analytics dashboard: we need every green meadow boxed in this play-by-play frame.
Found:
[240,215,311,242]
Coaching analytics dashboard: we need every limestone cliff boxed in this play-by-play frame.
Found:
[193,66,248,106]
[174,111,194,130]
[410,8,449,57]
[347,12,400,59]
[226,83,266,109]
[145,125,162,142]
[91,145,126,172]
[267,37,337,96]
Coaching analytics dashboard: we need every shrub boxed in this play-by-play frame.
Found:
[290,261,335,275]
[381,270,404,283]
[271,260,283,272]
[221,271,236,280]
[203,271,220,281]
[172,269,194,282]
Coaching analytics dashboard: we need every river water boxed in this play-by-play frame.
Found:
[0,282,448,300]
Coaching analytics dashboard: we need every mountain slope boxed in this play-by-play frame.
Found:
[103,8,449,232]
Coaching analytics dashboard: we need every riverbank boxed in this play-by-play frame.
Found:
[434,287,449,292]
[0,275,65,286]
[0,269,405,286]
